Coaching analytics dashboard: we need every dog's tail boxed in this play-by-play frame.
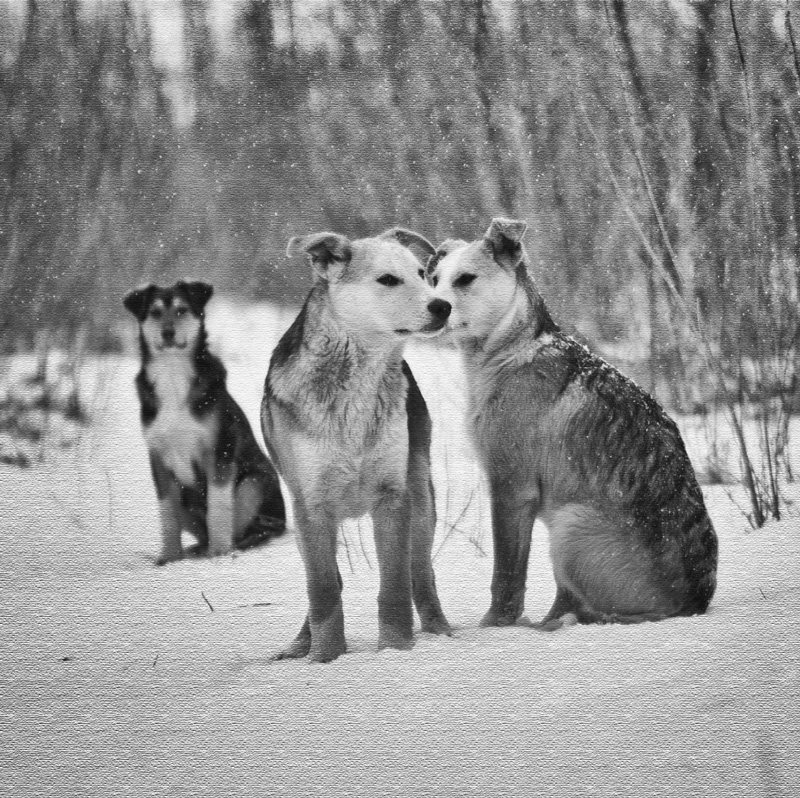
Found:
[675,508,719,617]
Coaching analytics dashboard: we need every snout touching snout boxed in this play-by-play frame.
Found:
[427,298,451,326]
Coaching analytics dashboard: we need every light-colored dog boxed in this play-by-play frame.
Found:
[124,281,285,565]
[427,218,718,628]
[261,229,452,662]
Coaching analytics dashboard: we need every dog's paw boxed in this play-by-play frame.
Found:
[307,642,347,664]
[530,612,578,632]
[479,608,521,627]
[270,638,312,661]
[420,616,453,637]
[155,551,184,566]
[377,627,415,652]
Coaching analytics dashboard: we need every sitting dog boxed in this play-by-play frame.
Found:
[124,281,285,565]
[427,218,718,628]
[261,229,452,662]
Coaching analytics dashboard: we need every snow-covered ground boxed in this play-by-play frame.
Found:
[1,299,798,797]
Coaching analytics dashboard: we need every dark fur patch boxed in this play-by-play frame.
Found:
[521,332,717,616]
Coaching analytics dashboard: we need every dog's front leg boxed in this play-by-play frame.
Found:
[294,505,346,663]
[207,477,235,557]
[480,480,538,627]
[149,453,184,565]
[372,488,414,651]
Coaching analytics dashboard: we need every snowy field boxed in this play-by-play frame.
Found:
[1,298,799,797]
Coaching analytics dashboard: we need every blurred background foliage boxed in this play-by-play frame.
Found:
[1,0,799,387]
[2,0,799,520]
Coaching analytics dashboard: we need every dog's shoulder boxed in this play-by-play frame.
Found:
[551,335,703,508]
[264,293,320,414]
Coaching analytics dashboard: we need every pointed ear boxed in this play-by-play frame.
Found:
[379,228,436,264]
[484,218,528,270]
[177,281,214,314]
[286,232,352,282]
[123,284,157,321]
[427,239,468,274]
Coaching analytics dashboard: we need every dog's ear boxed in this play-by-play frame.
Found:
[484,218,528,270]
[287,232,352,282]
[379,228,436,264]
[123,284,158,321]
[427,239,468,275]
[177,281,214,315]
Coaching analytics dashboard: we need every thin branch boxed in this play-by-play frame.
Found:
[786,1,800,90]
[433,490,476,561]
[575,91,766,526]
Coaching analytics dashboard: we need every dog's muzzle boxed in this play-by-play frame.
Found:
[427,299,451,327]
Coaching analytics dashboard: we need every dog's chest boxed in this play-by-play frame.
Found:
[143,359,215,484]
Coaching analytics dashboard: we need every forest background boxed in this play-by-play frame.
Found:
[2,0,799,523]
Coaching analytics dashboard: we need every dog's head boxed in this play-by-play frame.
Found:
[427,218,528,342]
[287,228,451,339]
[123,281,213,354]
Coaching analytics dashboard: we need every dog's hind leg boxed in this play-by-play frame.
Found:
[409,473,451,636]
[480,482,538,627]
[404,363,450,635]
[531,583,583,631]
[547,503,683,623]
[372,488,415,651]
[233,475,283,548]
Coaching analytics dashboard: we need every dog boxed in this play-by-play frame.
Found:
[427,218,718,629]
[123,280,285,565]
[261,229,452,662]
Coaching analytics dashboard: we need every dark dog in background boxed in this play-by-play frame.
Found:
[428,218,718,629]
[124,280,285,565]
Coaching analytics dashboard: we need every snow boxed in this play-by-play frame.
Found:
[1,299,799,797]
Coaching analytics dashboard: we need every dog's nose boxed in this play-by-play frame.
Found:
[162,328,175,342]
[427,299,451,320]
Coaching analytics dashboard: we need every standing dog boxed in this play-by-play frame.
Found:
[124,281,285,565]
[261,229,452,662]
[428,218,718,628]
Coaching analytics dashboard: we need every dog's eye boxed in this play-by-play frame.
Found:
[150,308,163,320]
[377,274,402,287]
[174,306,187,317]
[454,273,477,289]
[418,269,425,279]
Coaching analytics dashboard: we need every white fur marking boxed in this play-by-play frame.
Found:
[144,354,214,485]
[207,482,234,557]
[158,498,183,561]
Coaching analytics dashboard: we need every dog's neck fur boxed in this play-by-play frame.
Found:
[462,261,558,369]
[268,282,407,442]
